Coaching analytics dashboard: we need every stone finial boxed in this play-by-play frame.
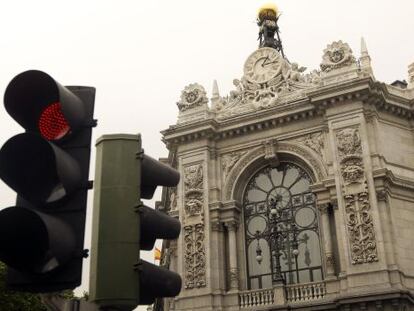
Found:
[408,62,414,89]
[360,37,373,76]
[212,79,220,99]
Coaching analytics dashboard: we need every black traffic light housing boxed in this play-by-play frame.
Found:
[0,70,96,292]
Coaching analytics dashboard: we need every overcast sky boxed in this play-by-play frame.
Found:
[0,0,413,309]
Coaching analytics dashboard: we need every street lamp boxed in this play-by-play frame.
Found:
[255,196,300,285]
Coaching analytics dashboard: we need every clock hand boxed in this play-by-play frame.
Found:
[263,58,278,67]
[261,56,269,67]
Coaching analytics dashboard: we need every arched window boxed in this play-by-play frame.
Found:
[243,162,323,289]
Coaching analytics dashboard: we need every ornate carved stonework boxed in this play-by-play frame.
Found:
[341,157,365,185]
[326,252,335,268]
[184,164,204,217]
[229,268,239,289]
[221,151,247,182]
[336,128,362,158]
[263,138,279,166]
[336,128,365,185]
[376,189,388,202]
[294,132,325,156]
[223,142,326,200]
[344,191,379,264]
[184,224,206,289]
[335,127,379,264]
[169,188,177,212]
[317,203,329,214]
[320,41,357,72]
[213,49,321,120]
[177,83,208,112]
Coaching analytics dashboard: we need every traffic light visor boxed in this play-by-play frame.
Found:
[4,70,85,141]
[0,207,76,273]
[141,154,180,199]
[0,133,81,205]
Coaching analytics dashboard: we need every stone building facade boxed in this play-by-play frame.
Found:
[157,37,414,311]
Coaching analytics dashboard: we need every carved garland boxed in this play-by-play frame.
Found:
[335,128,378,264]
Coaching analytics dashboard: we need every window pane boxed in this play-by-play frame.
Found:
[248,238,271,276]
[243,163,323,288]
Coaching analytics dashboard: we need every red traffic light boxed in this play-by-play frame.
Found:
[4,70,85,141]
[39,102,70,141]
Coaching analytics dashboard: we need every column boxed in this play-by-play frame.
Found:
[318,203,335,278]
[225,221,239,290]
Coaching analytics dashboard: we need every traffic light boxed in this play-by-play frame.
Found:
[0,70,96,292]
[90,134,181,310]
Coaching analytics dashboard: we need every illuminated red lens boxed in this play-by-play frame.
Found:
[38,102,70,141]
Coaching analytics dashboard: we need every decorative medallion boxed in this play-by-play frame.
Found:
[177,83,208,112]
[320,40,357,72]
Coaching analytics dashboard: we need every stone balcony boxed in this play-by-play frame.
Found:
[239,280,327,309]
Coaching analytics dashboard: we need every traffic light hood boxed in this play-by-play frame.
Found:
[141,154,180,199]
[4,70,86,140]
[0,133,82,205]
[0,207,76,273]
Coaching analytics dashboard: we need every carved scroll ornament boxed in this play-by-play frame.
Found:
[344,191,378,264]
[184,224,206,289]
[335,127,379,264]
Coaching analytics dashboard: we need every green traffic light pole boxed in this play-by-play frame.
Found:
[39,134,143,311]
[90,134,142,311]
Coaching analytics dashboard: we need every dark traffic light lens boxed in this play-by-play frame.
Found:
[38,102,70,141]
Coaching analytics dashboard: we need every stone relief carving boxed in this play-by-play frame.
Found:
[177,83,208,112]
[169,188,177,212]
[184,190,203,216]
[184,224,207,289]
[213,50,321,120]
[336,128,364,185]
[295,132,325,156]
[344,191,379,264]
[184,164,203,190]
[320,41,357,72]
[229,268,239,289]
[376,189,388,202]
[263,138,277,160]
[183,164,204,217]
[221,151,247,182]
[341,157,364,185]
[335,127,379,264]
[326,252,335,268]
[336,128,362,158]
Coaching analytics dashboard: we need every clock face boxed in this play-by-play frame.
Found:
[244,48,282,84]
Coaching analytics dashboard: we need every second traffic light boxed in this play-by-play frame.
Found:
[0,70,96,292]
[90,134,182,310]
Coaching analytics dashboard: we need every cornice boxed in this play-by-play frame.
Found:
[162,77,413,149]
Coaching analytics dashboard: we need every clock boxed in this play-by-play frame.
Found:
[244,47,282,84]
